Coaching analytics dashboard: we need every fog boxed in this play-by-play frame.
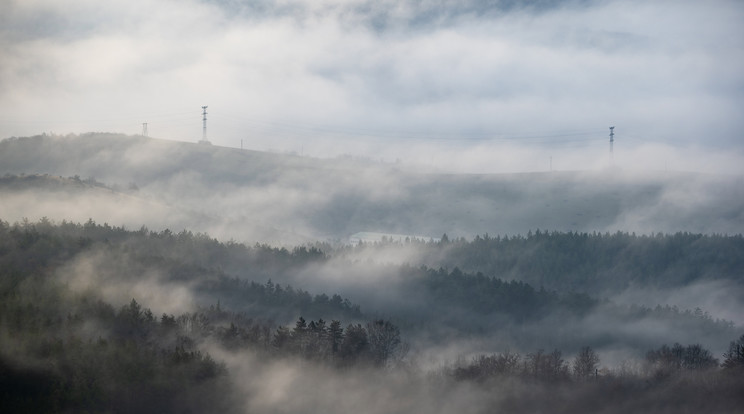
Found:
[1,133,740,323]
[1,135,743,362]
[2,134,743,247]
[208,347,497,414]
[2,1,743,409]
[10,198,733,365]
[613,280,744,327]
[57,247,200,316]
[1,188,742,412]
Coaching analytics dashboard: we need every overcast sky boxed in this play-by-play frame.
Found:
[1,0,743,173]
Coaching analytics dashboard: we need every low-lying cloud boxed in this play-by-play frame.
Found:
[2,135,743,245]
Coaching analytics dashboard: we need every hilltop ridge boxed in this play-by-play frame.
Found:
[1,133,742,243]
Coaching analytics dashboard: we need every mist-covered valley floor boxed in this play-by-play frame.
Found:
[1,133,744,413]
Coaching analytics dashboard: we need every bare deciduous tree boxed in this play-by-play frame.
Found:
[573,346,600,380]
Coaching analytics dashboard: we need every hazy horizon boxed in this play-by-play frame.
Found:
[2,0,743,174]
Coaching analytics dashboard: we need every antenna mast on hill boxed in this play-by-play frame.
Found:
[609,126,615,164]
[142,123,148,137]
[199,106,210,144]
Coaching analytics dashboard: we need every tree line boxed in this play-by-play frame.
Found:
[1,217,736,347]
[451,338,744,384]
[348,229,744,294]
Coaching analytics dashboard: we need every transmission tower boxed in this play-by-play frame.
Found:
[142,122,148,137]
[199,106,210,144]
[609,126,615,164]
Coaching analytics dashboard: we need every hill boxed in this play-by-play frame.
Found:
[1,217,742,414]
[1,133,743,244]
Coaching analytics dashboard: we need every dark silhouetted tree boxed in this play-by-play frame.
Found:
[682,344,718,370]
[526,349,568,381]
[339,324,369,364]
[366,319,402,367]
[328,320,344,354]
[573,346,600,380]
[272,326,291,353]
[723,334,744,370]
[646,343,717,378]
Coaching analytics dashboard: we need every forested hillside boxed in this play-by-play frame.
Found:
[3,0,743,410]
[344,230,744,294]
[1,218,743,413]
[1,132,743,414]
[2,218,737,341]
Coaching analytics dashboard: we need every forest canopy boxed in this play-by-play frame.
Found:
[1,218,742,413]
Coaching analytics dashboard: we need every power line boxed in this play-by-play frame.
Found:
[210,113,606,143]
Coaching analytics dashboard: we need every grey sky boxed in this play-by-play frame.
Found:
[1,0,743,173]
